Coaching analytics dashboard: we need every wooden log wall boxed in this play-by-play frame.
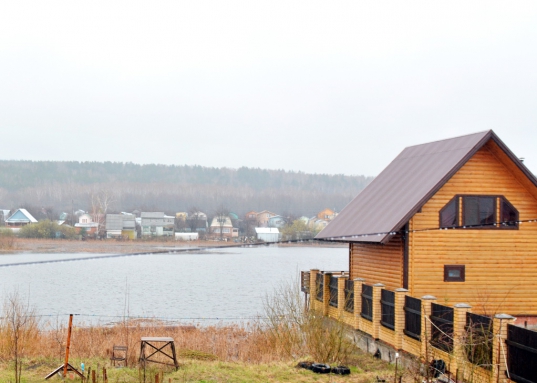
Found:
[350,235,403,290]
[409,143,537,315]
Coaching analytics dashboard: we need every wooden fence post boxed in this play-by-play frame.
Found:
[452,303,472,375]
[372,283,384,340]
[323,272,331,316]
[394,288,408,350]
[353,278,365,331]
[309,269,319,311]
[492,314,515,383]
[420,295,437,361]
[337,274,348,318]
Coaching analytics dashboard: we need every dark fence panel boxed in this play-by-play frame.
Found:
[507,324,537,383]
[404,296,421,340]
[361,284,373,321]
[316,273,323,302]
[344,280,354,313]
[329,275,338,307]
[465,312,492,369]
[301,271,310,293]
[380,289,395,330]
[430,303,454,353]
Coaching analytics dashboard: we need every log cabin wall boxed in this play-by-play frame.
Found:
[409,143,537,315]
[350,235,404,290]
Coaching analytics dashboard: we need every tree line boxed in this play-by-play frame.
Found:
[0,160,373,217]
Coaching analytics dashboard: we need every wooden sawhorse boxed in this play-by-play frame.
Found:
[139,337,179,371]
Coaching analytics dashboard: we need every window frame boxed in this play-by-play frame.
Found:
[462,195,497,228]
[500,197,519,229]
[444,265,465,282]
[439,196,459,228]
[439,195,519,230]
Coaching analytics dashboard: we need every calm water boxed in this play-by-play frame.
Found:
[0,245,347,325]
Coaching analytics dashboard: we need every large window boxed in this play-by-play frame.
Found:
[439,195,518,229]
[463,196,495,227]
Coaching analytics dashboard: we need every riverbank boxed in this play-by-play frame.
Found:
[0,237,345,254]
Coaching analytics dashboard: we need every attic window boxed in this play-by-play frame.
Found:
[439,195,518,229]
[463,196,495,227]
[440,197,458,228]
[500,198,518,227]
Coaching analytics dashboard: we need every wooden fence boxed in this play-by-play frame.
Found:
[305,269,523,383]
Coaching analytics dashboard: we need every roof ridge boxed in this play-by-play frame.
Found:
[405,130,491,150]
[399,145,483,160]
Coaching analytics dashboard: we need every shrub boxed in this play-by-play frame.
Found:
[18,220,77,239]
[0,227,15,249]
[262,278,355,364]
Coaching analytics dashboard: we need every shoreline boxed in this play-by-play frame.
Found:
[0,237,346,255]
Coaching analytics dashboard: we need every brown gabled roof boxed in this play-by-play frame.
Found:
[316,130,537,243]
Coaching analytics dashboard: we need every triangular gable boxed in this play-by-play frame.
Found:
[316,130,537,243]
[6,209,38,223]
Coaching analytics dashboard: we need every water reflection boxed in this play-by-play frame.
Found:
[0,245,346,325]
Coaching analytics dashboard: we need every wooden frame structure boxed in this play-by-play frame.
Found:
[139,337,179,370]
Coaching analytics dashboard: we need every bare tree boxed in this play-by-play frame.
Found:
[90,189,115,238]
[1,290,39,383]
[214,205,230,240]
[187,207,205,233]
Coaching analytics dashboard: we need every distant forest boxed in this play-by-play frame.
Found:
[0,161,373,218]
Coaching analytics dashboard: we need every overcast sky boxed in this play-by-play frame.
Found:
[1,1,536,176]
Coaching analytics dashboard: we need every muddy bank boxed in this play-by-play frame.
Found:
[1,238,345,255]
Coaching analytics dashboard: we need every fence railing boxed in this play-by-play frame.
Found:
[465,312,493,370]
[329,275,338,307]
[380,289,395,330]
[507,324,537,383]
[430,303,454,353]
[344,279,354,313]
[361,284,373,321]
[404,295,421,340]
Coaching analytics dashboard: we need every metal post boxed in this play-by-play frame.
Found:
[394,352,399,383]
[63,314,74,378]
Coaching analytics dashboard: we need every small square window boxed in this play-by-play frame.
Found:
[444,265,465,282]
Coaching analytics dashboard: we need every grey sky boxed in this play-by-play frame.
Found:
[1,1,536,176]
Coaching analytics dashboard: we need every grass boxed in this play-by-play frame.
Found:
[0,355,396,383]
[0,319,398,383]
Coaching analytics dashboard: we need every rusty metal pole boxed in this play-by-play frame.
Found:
[64,314,74,378]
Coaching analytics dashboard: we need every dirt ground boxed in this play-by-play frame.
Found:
[2,238,345,254]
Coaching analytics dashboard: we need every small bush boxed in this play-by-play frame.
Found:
[18,220,77,239]
[0,227,15,249]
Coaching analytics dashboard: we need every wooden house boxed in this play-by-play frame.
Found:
[5,209,37,231]
[317,208,337,221]
[74,213,99,236]
[256,210,278,227]
[316,130,537,316]
[210,216,238,238]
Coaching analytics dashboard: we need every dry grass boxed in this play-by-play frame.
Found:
[1,237,345,255]
[0,319,397,383]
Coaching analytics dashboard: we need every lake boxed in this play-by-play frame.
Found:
[0,245,347,325]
